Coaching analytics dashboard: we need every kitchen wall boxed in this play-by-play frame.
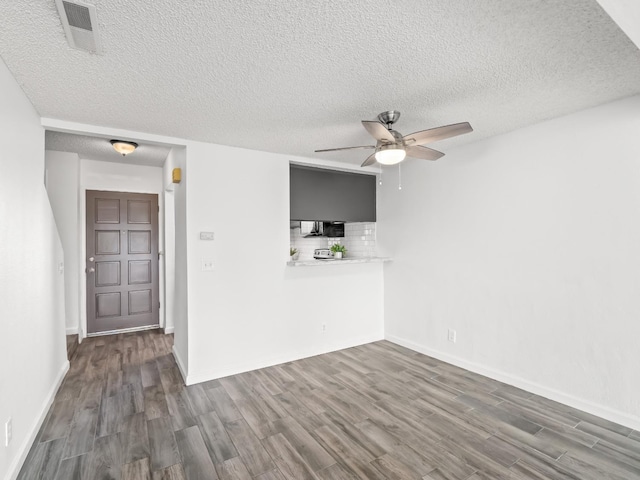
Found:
[290,222,377,260]
[377,94,640,429]
[184,142,384,384]
[0,59,68,480]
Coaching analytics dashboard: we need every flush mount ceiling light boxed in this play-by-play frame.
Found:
[110,140,138,156]
[375,144,406,165]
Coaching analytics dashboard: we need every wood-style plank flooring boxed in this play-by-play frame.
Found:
[18,330,640,479]
[66,334,79,361]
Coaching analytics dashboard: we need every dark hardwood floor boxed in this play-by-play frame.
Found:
[18,329,640,479]
[66,334,79,361]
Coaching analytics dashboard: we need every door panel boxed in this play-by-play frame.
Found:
[129,290,152,314]
[87,190,159,334]
[96,293,121,317]
[95,198,120,223]
[128,231,151,254]
[129,260,151,284]
[96,231,121,254]
[127,200,151,223]
[96,262,120,287]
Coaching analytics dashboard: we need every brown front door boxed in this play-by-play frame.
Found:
[86,190,159,334]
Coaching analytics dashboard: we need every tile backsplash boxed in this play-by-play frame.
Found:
[290,223,377,260]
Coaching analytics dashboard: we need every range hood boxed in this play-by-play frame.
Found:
[300,221,344,238]
[301,221,323,237]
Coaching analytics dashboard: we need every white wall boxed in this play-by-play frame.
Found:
[163,147,188,373]
[45,150,80,334]
[78,159,164,336]
[184,142,384,383]
[0,60,68,480]
[378,95,640,429]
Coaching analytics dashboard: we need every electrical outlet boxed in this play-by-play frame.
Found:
[5,417,12,447]
[201,259,214,271]
[448,329,457,343]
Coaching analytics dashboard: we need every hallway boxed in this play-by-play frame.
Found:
[17,330,184,479]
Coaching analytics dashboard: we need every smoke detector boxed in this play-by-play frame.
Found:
[54,0,103,54]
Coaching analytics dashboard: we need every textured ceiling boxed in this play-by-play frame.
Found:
[45,131,171,167]
[2,1,640,166]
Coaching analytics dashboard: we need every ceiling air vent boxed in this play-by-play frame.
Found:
[54,0,102,54]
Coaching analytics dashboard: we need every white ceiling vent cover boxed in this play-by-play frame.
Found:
[54,0,102,54]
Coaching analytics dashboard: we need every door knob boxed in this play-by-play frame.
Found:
[88,267,95,273]
[88,257,95,262]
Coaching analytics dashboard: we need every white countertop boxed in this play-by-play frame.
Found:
[287,256,391,267]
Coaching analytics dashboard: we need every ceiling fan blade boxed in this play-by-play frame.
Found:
[315,145,375,153]
[362,121,395,143]
[405,145,445,161]
[361,153,377,167]
[403,122,473,146]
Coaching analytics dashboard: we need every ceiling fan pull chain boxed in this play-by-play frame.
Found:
[398,163,402,190]
[379,167,383,186]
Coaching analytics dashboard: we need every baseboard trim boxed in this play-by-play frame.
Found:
[164,326,175,334]
[65,327,78,335]
[87,324,160,337]
[6,359,70,480]
[386,334,640,431]
[172,345,188,384]
[185,333,384,386]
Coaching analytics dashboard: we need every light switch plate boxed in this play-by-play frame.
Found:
[200,232,215,241]
[448,329,457,343]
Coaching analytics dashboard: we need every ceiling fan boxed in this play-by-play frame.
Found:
[315,111,473,167]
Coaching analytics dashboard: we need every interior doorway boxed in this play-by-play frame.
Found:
[86,190,160,334]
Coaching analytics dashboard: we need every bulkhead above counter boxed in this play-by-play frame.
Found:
[289,164,376,223]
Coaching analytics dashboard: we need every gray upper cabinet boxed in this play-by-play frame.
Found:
[290,164,376,222]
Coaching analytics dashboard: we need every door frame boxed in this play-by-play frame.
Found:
[79,184,169,339]
[85,190,160,335]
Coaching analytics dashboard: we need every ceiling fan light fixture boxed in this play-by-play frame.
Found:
[315,110,472,167]
[375,146,406,165]
[110,139,138,156]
